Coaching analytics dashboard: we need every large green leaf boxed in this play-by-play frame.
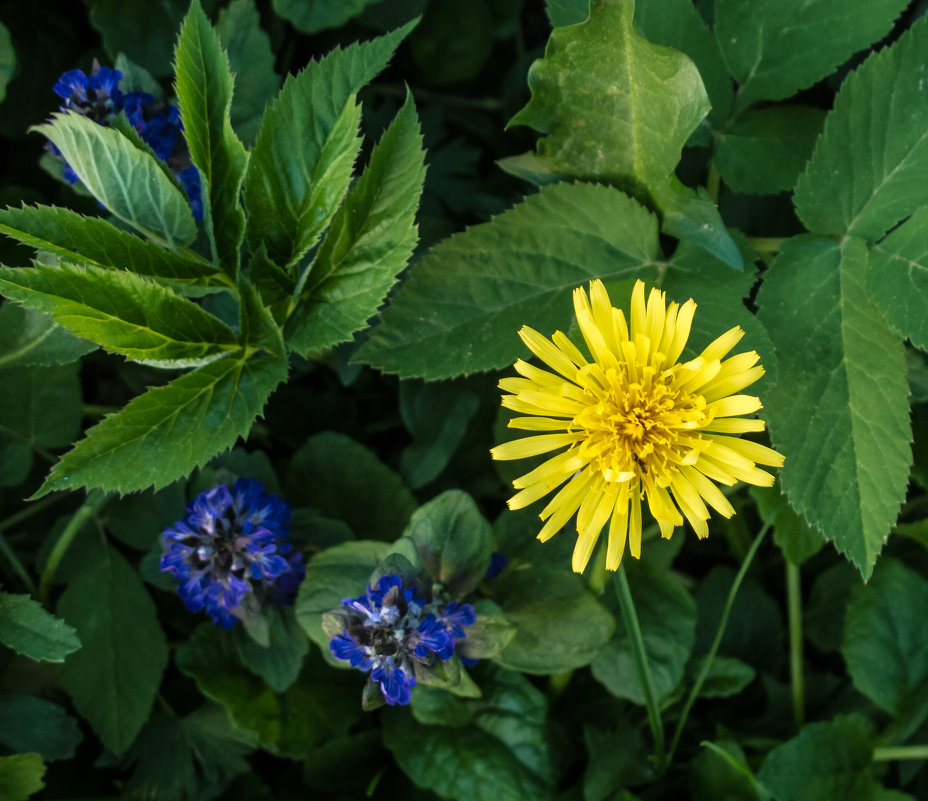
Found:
[508,0,708,200]
[57,539,168,755]
[842,558,928,716]
[0,304,96,368]
[243,21,415,268]
[34,351,288,497]
[272,0,380,33]
[794,15,928,241]
[175,0,247,273]
[756,236,911,579]
[0,205,221,287]
[284,92,425,355]
[591,563,697,704]
[714,0,909,115]
[0,262,238,367]
[712,106,826,195]
[866,205,928,351]
[0,754,45,801]
[216,0,279,145]
[0,592,81,662]
[356,181,660,378]
[34,114,197,248]
[0,696,82,761]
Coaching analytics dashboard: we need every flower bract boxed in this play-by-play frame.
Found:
[491,279,784,574]
[160,478,304,628]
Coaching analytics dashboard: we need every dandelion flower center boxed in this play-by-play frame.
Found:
[490,279,784,574]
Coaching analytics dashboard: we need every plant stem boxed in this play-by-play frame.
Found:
[38,490,109,606]
[706,164,721,203]
[787,560,804,730]
[0,494,69,595]
[664,522,771,769]
[0,532,36,595]
[615,563,665,768]
[873,746,928,761]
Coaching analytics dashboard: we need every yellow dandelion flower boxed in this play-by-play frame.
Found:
[490,279,784,574]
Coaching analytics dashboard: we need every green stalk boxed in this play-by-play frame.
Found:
[0,494,69,595]
[787,560,804,730]
[664,523,771,769]
[38,490,109,606]
[615,563,665,768]
[873,746,928,761]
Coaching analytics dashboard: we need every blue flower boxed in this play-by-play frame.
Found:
[53,65,124,123]
[327,574,476,707]
[160,479,304,629]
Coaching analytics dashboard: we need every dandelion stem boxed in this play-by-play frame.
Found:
[707,164,720,203]
[615,564,665,769]
[664,522,771,770]
[38,490,109,606]
[787,559,804,730]
[873,746,928,761]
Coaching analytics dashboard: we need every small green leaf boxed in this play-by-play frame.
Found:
[492,568,615,674]
[88,0,187,78]
[57,540,168,755]
[456,600,516,661]
[114,54,164,99]
[691,741,768,801]
[272,0,380,33]
[238,273,285,357]
[712,106,826,195]
[295,540,389,651]
[757,715,875,801]
[592,564,697,704]
[715,0,909,115]
[688,656,756,699]
[357,182,660,378]
[284,91,425,356]
[0,754,45,801]
[756,236,911,579]
[234,606,309,693]
[0,592,81,662]
[0,205,221,287]
[0,22,14,105]
[243,21,415,267]
[0,304,96,368]
[286,432,416,542]
[175,0,247,273]
[794,15,928,240]
[35,351,288,497]
[216,0,279,146]
[0,695,82,761]
[509,0,709,199]
[404,490,493,597]
[34,113,197,247]
[654,180,742,269]
[842,559,928,716]
[0,262,238,367]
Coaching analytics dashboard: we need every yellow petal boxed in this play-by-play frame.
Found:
[698,325,744,362]
[706,395,763,418]
[630,280,647,340]
[680,465,735,518]
[700,417,765,434]
[708,434,784,467]
[629,490,643,559]
[512,449,586,489]
[537,471,594,541]
[701,366,765,402]
[605,484,630,570]
[508,416,572,431]
[519,326,579,378]
[490,432,581,461]
[665,298,696,365]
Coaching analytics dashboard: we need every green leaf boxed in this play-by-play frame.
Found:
[546,0,589,27]
[751,484,826,566]
[591,564,697,704]
[35,351,288,497]
[0,22,14,105]
[175,0,247,274]
[0,364,82,488]
[34,113,197,248]
[689,656,756,699]
[216,0,279,146]
[408,0,493,86]
[715,0,909,115]
[0,754,45,801]
[243,21,415,267]
[284,91,425,356]
[0,592,81,662]
[57,540,168,755]
[654,181,742,269]
[866,205,928,351]
[0,695,82,761]
[0,205,222,287]
[234,606,309,693]
[104,483,186,551]
[238,274,285,357]
[794,15,928,240]
[756,236,911,579]
[272,0,380,33]
[509,0,709,200]
[411,685,474,727]
[842,558,928,715]
[295,540,389,651]
[114,54,164,100]
[804,562,857,654]
[287,432,416,542]
[690,741,768,801]
[399,378,480,489]
[491,567,615,674]
[88,0,187,78]
[712,106,826,195]
[0,262,238,367]
[757,715,875,801]
[0,304,97,368]
[404,490,493,597]
[357,182,660,378]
